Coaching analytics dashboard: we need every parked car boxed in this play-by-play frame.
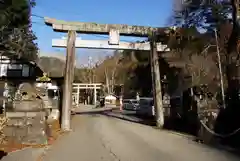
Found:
[136,95,171,118]
[123,99,139,110]
[136,97,154,118]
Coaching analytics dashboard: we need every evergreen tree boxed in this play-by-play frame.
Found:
[0,0,38,61]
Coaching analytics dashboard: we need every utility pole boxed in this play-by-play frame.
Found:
[87,56,93,104]
[150,31,164,128]
[61,30,76,131]
[214,29,226,109]
[88,56,93,83]
[105,68,110,94]
[111,55,121,94]
[111,71,114,93]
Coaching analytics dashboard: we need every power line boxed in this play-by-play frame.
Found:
[31,21,46,26]
[30,15,145,43]
[30,15,142,43]
[31,14,44,19]
[30,22,143,43]
[31,14,46,27]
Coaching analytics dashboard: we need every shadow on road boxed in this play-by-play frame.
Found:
[75,109,198,135]
[75,109,197,131]
[102,112,156,126]
[73,108,240,157]
[0,150,7,159]
[74,109,156,126]
[74,109,114,115]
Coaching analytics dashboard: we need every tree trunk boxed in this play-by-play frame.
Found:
[226,0,239,91]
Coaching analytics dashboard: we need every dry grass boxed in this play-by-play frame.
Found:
[0,117,8,145]
[47,120,63,145]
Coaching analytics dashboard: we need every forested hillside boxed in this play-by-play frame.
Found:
[38,56,91,82]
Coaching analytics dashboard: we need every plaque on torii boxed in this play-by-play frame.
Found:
[109,29,120,45]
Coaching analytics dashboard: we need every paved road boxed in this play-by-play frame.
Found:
[42,110,240,161]
[1,147,46,161]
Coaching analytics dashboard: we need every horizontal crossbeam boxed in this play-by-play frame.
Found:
[53,39,169,51]
[45,17,167,37]
[73,83,102,89]
[73,83,102,86]
[73,87,101,89]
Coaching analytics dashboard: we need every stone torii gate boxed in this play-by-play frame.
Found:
[45,17,169,131]
[72,83,102,105]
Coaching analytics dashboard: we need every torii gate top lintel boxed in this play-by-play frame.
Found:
[44,17,168,37]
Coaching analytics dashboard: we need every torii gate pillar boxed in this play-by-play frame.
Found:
[61,31,76,131]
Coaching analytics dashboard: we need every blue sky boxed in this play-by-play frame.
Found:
[31,0,173,65]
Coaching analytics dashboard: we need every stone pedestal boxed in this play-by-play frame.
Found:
[4,111,48,145]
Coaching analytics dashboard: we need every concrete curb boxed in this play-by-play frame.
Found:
[165,130,240,155]
[164,130,196,140]
[210,143,240,155]
[7,147,32,155]
[1,147,46,161]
